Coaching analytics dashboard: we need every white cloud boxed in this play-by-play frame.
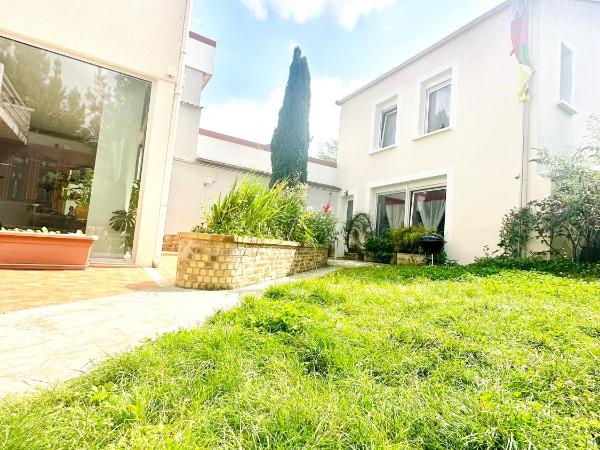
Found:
[241,0,396,30]
[200,77,364,156]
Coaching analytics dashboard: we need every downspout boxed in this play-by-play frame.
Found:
[152,0,192,267]
[517,0,534,255]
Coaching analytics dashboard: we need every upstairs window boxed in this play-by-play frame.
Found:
[425,81,451,134]
[379,107,397,148]
[559,43,573,104]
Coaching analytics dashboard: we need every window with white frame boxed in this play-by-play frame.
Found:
[410,188,446,234]
[425,81,451,134]
[379,107,397,148]
[376,192,406,235]
[559,43,573,104]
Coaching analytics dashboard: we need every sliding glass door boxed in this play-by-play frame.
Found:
[0,36,150,259]
[410,188,446,234]
[376,192,406,235]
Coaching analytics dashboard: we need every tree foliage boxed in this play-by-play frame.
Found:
[499,120,600,261]
[270,47,311,185]
[316,139,337,163]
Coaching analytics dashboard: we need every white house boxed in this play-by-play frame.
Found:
[334,0,600,263]
[0,0,213,267]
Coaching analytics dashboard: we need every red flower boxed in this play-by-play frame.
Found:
[322,204,331,214]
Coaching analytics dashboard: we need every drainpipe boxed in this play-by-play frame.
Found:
[151,0,192,267]
[517,0,534,255]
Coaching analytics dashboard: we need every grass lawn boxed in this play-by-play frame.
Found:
[1,264,599,449]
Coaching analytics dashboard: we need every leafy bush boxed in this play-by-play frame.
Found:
[194,177,337,245]
[342,212,373,254]
[498,206,536,257]
[305,204,339,246]
[498,118,600,262]
[364,232,394,263]
[389,225,435,254]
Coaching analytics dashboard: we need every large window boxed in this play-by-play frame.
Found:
[379,107,397,148]
[0,36,151,259]
[559,43,573,104]
[425,81,451,134]
[410,188,446,234]
[376,192,406,235]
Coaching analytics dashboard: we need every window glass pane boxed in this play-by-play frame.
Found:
[426,83,451,133]
[411,188,446,234]
[560,44,573,103]
[380,108,396,148]
[376,192,405,235]
[0,36,150,259]
[346,199,353,223]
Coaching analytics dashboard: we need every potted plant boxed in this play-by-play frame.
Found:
[389,226,434,265]
[0,227,98,270]
[343,212,373,260]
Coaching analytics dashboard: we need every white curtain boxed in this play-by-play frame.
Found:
[416,199,445,230]
[385,203,405,228]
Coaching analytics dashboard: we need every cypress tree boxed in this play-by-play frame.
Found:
[270,47,311,185]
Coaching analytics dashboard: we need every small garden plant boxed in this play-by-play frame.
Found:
[193,177,338,246]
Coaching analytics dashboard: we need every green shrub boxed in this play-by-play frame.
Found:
[389,226,435,254]
[364,232,394,264]
[305,205,339,246]
[194,177,337,245]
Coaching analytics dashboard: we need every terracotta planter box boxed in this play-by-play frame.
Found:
[176,232,329,290]
[0,231,98,270]
[393,253,426,265]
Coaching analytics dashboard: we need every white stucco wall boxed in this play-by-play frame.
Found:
[196,133,337,187]
[336,4,525,263]
[530,0,600,155]
[0,0,192,266]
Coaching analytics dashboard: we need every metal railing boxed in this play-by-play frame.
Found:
[0,63,29,141]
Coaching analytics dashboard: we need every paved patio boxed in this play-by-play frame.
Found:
[0,261,367,398]
[0,254,179,313]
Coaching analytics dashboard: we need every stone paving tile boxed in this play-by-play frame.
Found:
[0,255,178,313]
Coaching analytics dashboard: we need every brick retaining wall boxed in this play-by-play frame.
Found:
[176,232,329,290]
[163,234,179,252]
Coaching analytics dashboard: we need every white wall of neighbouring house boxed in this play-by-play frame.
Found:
[530,0,600,157]
[165,131,339,238]
[336,4,525,264]
[0,0,193,266]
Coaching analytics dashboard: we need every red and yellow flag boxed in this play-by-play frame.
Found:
[511,0,532,102]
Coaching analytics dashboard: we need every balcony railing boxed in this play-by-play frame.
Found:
[0,63,30,143]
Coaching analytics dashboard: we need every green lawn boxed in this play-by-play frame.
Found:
[1,264,599,449]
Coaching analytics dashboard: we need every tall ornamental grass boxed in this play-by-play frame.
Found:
[193,178,337,245]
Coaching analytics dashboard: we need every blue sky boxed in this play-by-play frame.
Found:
[191,0,504,153]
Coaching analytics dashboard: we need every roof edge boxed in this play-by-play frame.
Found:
[198,128,338,168]
[189,31,217,48]
[336,1,510,105]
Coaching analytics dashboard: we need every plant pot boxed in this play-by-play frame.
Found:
[74,206,89,219]
[395,253,426,265]
[0,231,98,270]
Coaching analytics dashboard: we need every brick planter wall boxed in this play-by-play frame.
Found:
[176,232,329,290]
[162,234,179,252]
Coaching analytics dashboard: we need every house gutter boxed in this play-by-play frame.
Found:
[151,0,192,267]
